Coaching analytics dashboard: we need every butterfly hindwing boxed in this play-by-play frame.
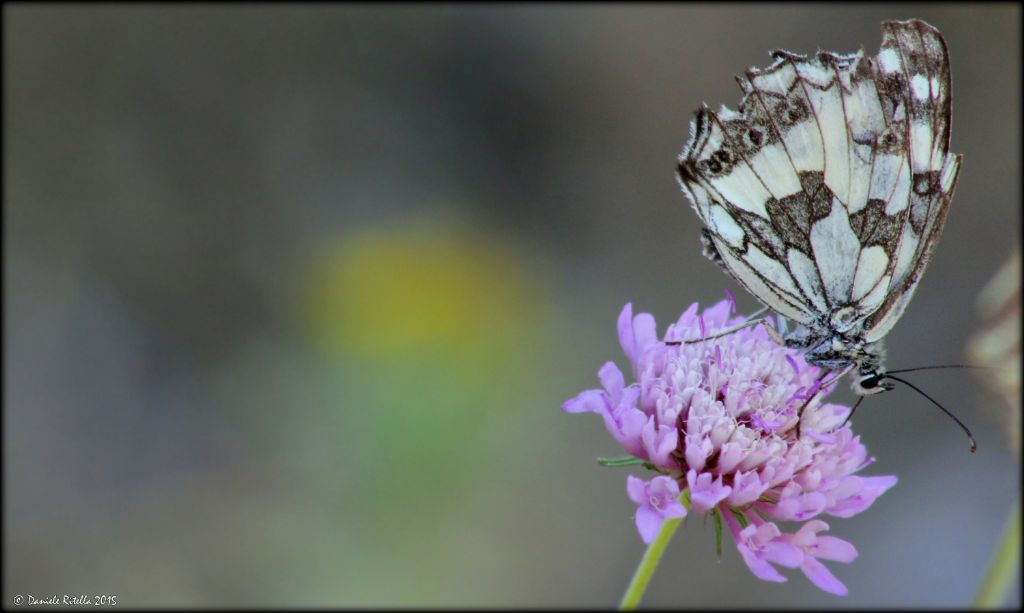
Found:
[860,21,959,342]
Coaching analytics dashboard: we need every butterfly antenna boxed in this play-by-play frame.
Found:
[883,374,977,453]
[885,364,993,375]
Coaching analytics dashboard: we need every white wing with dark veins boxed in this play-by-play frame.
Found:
[676,19,959,342]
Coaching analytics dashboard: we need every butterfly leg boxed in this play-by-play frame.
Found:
[760,314,787,346]
[664,307,777,346]
[836,395,866,430]
[794,369,830,439]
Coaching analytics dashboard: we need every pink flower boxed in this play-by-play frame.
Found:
[726,518,802,583]
[563,299,897,595]
[686,469,731,513]
[627,475,688,544]
[786,520,859,596]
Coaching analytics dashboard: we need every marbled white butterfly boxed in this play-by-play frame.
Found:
[675,20,964,432]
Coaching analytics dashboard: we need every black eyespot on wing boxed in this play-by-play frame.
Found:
[875,125,904,154]
[913,171,938,195]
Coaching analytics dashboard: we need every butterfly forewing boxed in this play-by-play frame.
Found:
[677,19,959,366]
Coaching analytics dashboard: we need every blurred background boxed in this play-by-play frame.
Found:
[4,3,1020,608]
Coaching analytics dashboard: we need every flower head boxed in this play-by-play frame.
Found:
[562,299,897,595]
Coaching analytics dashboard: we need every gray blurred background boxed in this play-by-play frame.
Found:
[4,3,1020,608]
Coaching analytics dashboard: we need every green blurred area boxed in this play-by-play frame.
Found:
[4,4,1020,608]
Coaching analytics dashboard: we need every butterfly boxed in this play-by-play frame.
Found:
[675,20,962,409]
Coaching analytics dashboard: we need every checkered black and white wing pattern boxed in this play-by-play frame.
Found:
[676,19,960,341]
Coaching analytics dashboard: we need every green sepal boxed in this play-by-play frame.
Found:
[730,507,749,529]
[680,487,692,510]
[711,508,723,561]
[596,455,648,468]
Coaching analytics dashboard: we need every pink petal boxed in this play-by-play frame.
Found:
[561,389,607,414]
[632,312,659,356]
[674,302,700,329]
[741,523,802,569]
[793,493,829,520]
[805,430,836,445]
[791,519,830,546]
[600,404,646,456]
[763,541,804,569]
[812,536,858,563]
[647,475,680,499]
[641,421,678,468]
[626,475,647,505]
[686,469,732,513]
[617,304,636,362]
[701,299,732,328]
[726,471,769,506]
[662,503,688,520]
[772,492,828,521]
[826,474,863,501]
[684,435,713,472]
[716,441,747,474]
[737,544,788,583]
[619,386,641,411]
[649,476,688,519]
[634,505,662,544]
[598,361,625,401]
[800,556,848,596]
[861,475,898,495]
[827,475,897,518]
[746,522,781,543]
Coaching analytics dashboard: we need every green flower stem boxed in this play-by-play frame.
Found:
[974,497,1021,609]
[619,492,691,610]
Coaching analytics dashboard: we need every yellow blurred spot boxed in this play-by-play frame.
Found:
[299,221,545,366]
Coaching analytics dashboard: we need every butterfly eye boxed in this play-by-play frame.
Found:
[858,372,895,394]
